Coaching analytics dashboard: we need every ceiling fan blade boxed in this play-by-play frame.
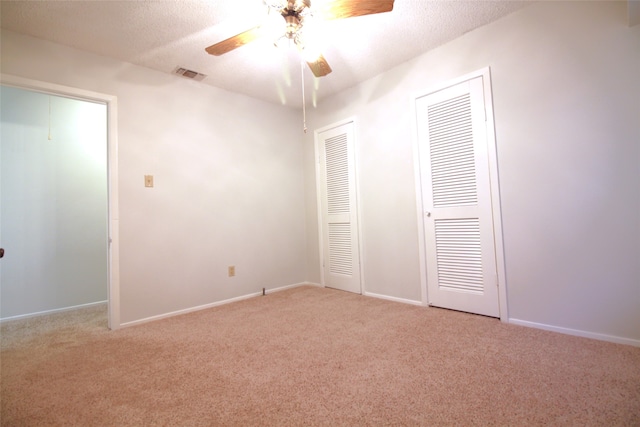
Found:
[307,54,332,78]
[205,26,262,56]
[314,0,394,21]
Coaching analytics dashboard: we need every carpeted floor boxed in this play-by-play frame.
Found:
[2,285,639,426]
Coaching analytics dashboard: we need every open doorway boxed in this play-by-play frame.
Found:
[0,75,119,329]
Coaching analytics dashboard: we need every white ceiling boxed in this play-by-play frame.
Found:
[1,0,533,108]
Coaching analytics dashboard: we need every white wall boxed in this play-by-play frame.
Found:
[1,87,108,318]
[1,30,306,324]
[304,1,640,343]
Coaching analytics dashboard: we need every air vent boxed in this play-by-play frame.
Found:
[173,67,207,81]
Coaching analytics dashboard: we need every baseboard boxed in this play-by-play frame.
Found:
[0,300,108,323]
[120,282,315,328]
[304,282,324,288]
[364,291,424,306]
[509,318,640,347]
[264,282,323,294]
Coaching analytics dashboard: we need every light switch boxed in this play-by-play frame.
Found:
[144,175,154,188]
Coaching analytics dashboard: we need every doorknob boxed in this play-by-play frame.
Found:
[0,248,4,258]
[424,211,431,217]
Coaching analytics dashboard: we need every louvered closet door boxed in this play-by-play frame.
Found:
[317,122,361,294]
[416,77,499,317]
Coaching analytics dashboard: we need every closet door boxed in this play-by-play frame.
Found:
[416,77,499,317]
[316,121,361,294]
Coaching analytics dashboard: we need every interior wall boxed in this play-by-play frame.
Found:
[0,86,108,318]
[304,1,640,342]
[1,30,306,325]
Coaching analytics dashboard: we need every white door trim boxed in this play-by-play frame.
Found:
[1,74,121,329]
[411,67,508,321]
[313,117,365,293]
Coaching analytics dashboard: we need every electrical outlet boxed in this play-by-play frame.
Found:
[228,266,235,277]
[144,175,154,188]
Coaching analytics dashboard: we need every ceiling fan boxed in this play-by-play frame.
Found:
[205,0,395,78]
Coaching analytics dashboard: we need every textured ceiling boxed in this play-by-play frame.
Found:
[1,0,533,108]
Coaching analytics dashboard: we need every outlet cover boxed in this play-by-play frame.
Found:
[144,175,154,188]
[228,266,235,277]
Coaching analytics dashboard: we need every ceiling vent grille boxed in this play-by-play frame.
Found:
[173,67,207,81]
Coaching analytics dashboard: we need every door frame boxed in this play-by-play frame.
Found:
[313,117,364,293]
[411,67,509,321]
[1,74,120,329]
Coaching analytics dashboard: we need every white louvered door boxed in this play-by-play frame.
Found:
[416,76,500,317]
[317,121,361,294]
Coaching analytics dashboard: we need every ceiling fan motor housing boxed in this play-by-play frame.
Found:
[286,0,311,12]
[280,0,311,39]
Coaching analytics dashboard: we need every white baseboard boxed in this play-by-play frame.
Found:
[364,291,424,306]
[303,282,324,288]
[120,282,315,328]
[509,318,640,347]
[0,300,108,323]
[264,281,322,294]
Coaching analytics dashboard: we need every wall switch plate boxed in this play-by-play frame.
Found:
[144,175,154,188]
[228,266,235,277]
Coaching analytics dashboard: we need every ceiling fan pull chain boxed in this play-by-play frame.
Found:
[301,59,307,133]
[48,95,53,141]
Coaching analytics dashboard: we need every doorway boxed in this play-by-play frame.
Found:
[414,68,507,319]
[0,74,119,328]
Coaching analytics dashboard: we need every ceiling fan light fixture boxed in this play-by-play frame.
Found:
[283,14,301,38]
[292,31,318,61]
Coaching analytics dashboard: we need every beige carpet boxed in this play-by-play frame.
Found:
[2,285,639,426]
